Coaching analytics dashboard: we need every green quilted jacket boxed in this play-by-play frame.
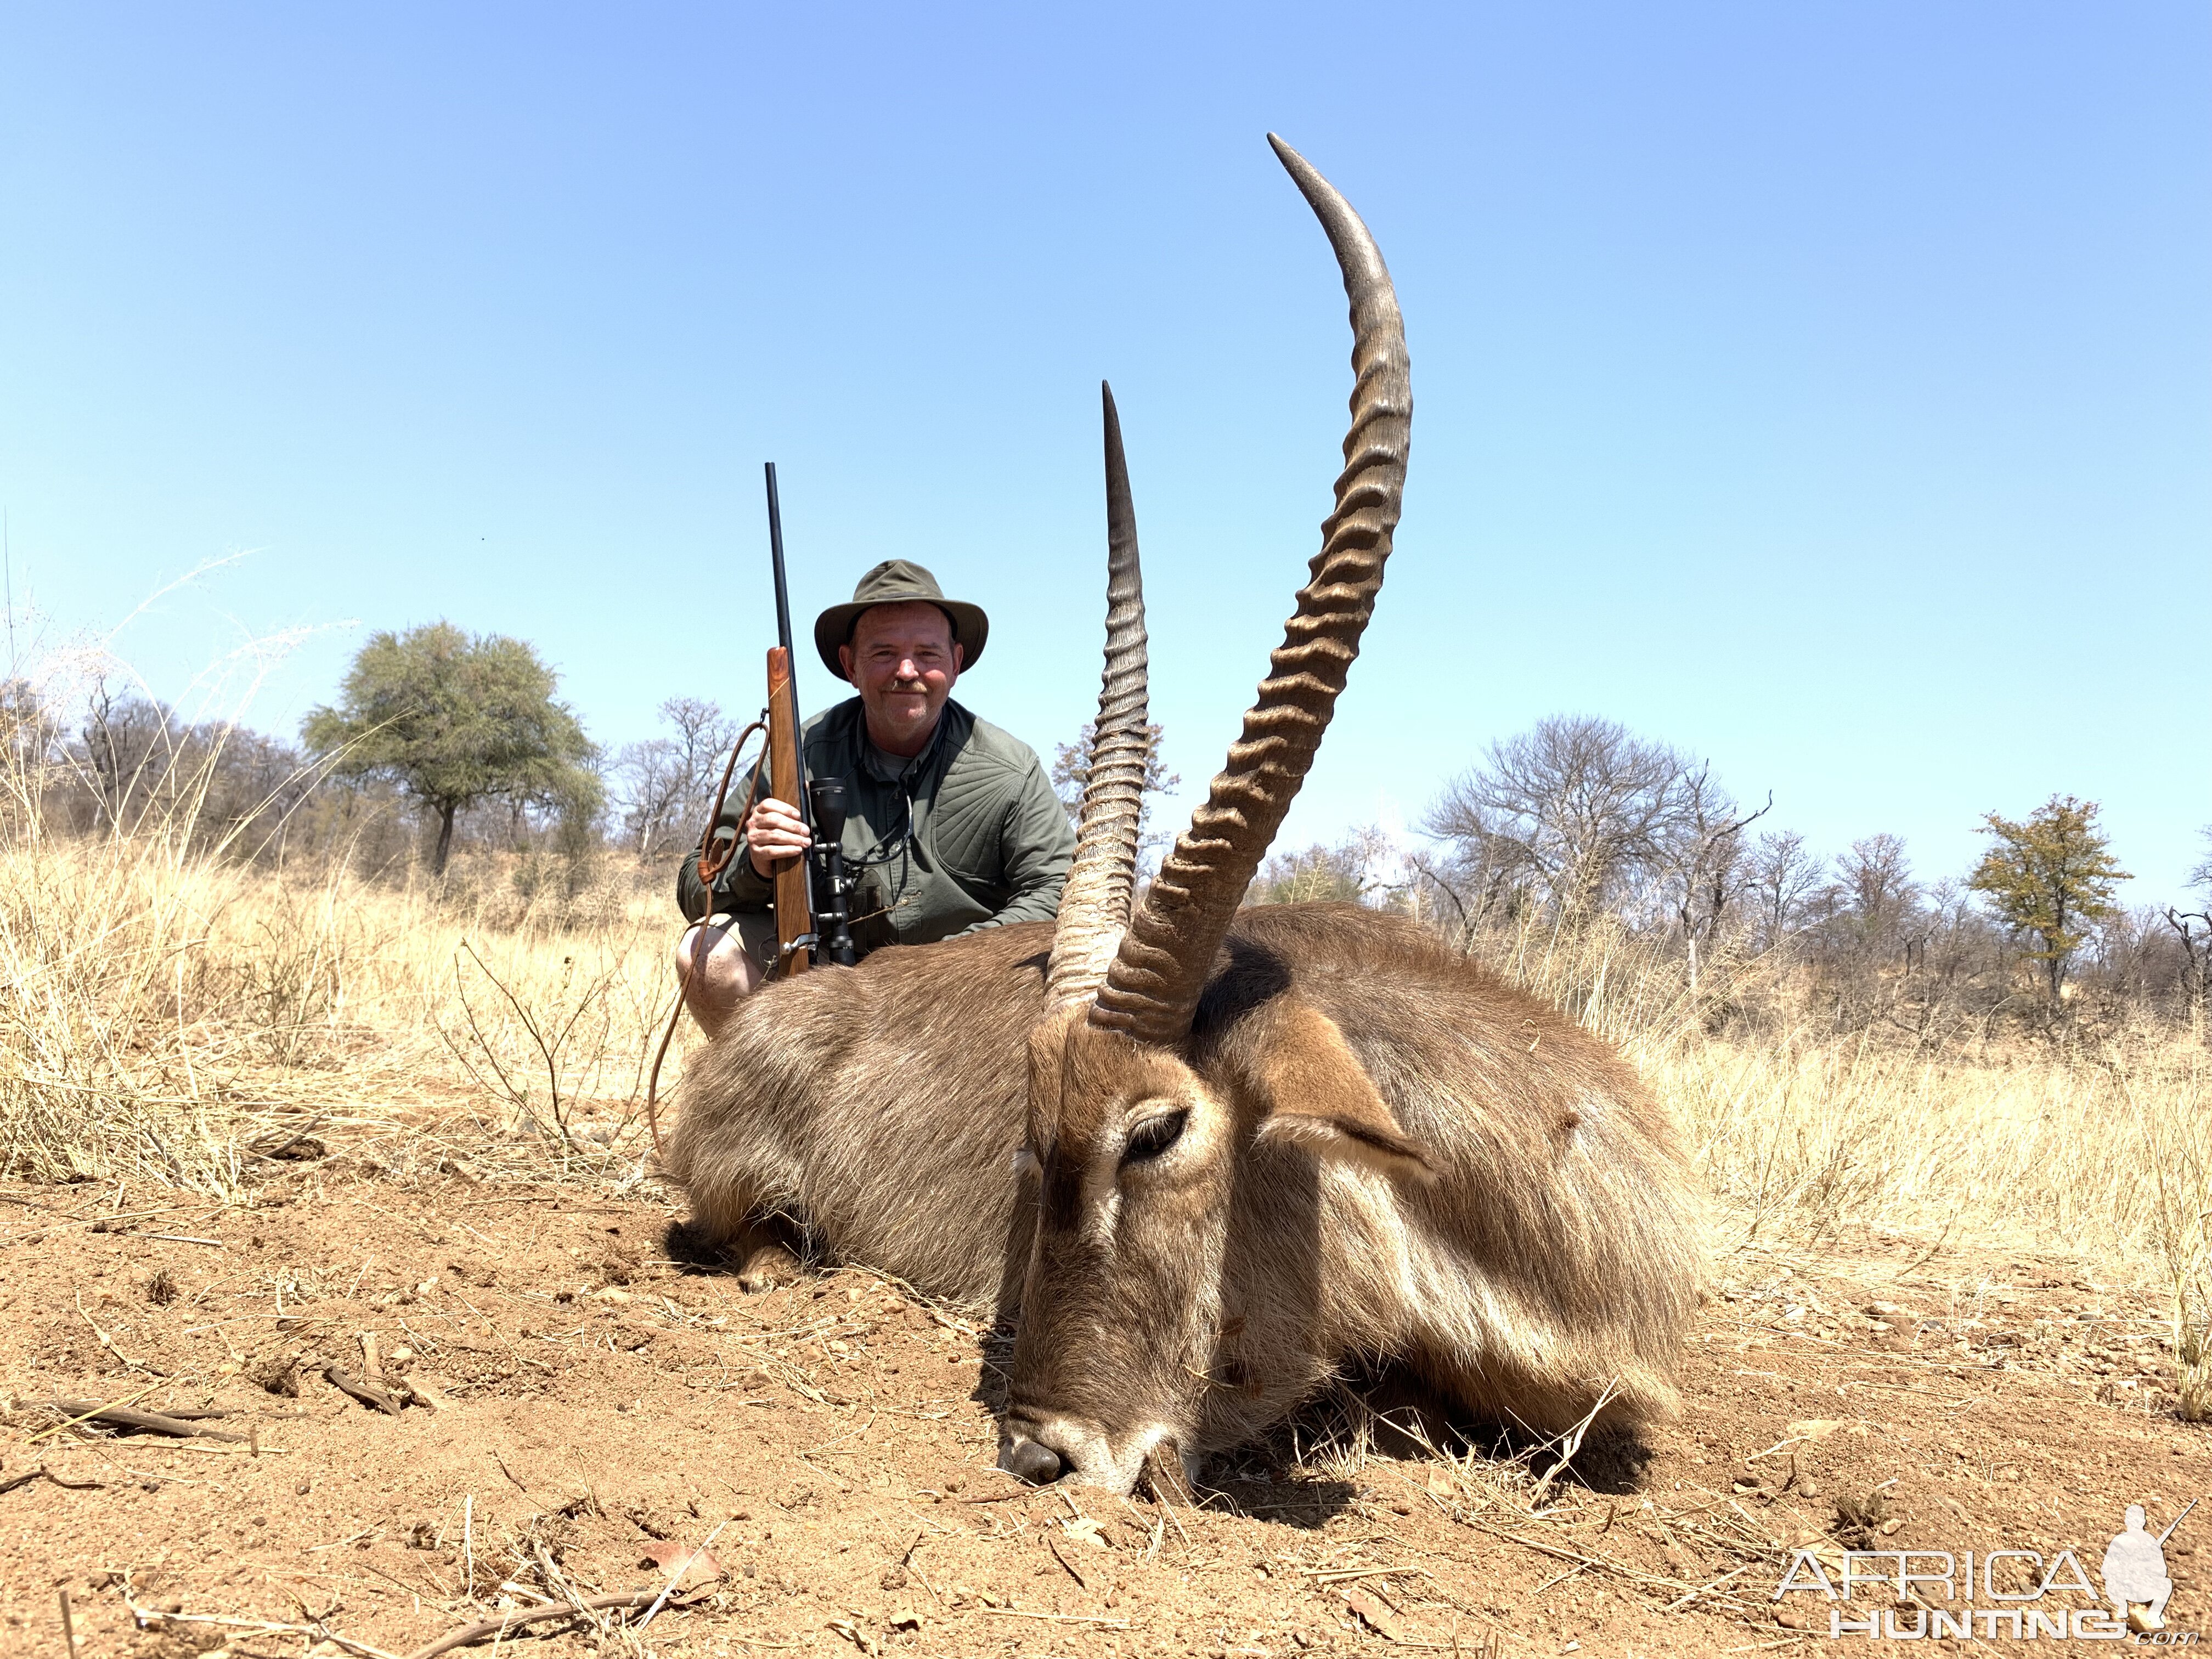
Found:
[675,697,1074,956]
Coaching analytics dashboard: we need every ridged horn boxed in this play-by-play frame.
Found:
[1043,380,1153,1009]
[1091,134,1410,1043]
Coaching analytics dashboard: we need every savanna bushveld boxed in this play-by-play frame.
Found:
[4,154,2211,1659]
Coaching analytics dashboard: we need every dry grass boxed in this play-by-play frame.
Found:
[0,818,679,1196]
[1463,909,2212,1313]
[7,782,2210,1344]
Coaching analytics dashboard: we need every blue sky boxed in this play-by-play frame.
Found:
[4,4,2207,902]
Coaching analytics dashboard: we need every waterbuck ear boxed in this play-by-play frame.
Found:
[1247,997,1434,1182]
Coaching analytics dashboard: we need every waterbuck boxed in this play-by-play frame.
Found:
[663,135,1701,1495]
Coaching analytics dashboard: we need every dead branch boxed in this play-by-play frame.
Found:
[44,1401,244,1442]
[323,1365,404,1417]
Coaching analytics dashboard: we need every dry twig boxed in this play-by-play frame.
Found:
[402,1588,698,1659]
[324,1364,404,1416]
[44,1400,244,1442]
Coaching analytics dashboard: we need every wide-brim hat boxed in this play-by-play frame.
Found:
[814,560,989,679]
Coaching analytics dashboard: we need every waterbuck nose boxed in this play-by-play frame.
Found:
[1000,1436,1064,1486]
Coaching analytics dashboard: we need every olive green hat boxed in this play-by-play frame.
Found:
[814,560,989,679]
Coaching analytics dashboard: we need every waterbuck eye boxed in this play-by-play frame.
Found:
[1121,1110,1188,1166]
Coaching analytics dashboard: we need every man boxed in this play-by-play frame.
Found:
[675,559,1075,1034]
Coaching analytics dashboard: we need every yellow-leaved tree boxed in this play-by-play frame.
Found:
[1968,794,2130,1013]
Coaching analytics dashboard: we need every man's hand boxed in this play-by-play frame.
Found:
[746,796,812,877]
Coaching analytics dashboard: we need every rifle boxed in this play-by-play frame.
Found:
[2159,1497,2197,1546]
[761,464,858,974]
[763,463,816,978]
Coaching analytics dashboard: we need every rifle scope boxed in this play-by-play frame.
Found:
[806,778,859,967]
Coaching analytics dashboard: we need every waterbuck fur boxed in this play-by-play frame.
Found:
[663,135,1702,1494]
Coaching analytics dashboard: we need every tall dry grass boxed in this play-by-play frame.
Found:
[0,810,678,1195]
[9,741,2212,1378]
[1465,906,2212,1406]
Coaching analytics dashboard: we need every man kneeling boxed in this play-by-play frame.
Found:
[674,560,1074,1034]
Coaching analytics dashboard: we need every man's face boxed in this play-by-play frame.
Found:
[839,601,963,754]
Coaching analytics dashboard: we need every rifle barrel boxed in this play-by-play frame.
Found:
[764,462,815,843]
[2159,1497,2198,1545]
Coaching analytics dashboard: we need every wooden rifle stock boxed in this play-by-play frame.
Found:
[765,645,812,977]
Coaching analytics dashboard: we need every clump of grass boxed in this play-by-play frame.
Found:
[2121,1039,2212,1417]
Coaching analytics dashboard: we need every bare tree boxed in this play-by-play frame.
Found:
[1426,715,1691,917]
[1836,833,1917,938]
[2166,828,2212,1037]
[1052,721,1179,866]
[1894,878,2006,1046]
[1745,829,1822,953]
[1406,834,1537,946]
[615,697,742,860]
[76,680,176,832]
[2163,906,2212,1038]
[1798,833,1937,1034]
[1656,764,1770,982]
[1251,827,1402,909]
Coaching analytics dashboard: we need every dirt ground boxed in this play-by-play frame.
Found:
[3,1164,2205,1658]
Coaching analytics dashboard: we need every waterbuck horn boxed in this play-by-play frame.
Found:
[1091,134,1411,1044]
[1043,380,1153,1009]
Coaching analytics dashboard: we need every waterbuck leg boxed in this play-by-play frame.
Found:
[721,1213,806,1293]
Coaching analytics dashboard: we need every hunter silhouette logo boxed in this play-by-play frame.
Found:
[2103,1499,2192,1634]
[1774,1495,2201,1641]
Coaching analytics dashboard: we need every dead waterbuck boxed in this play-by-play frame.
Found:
[662,135,1701,1494]
[1001,136,1701,1492]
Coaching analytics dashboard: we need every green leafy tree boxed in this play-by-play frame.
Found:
[1967,794,2130,1009]
[303,623,598,875]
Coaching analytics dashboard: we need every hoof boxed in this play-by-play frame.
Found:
[736,1242,803,1293]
